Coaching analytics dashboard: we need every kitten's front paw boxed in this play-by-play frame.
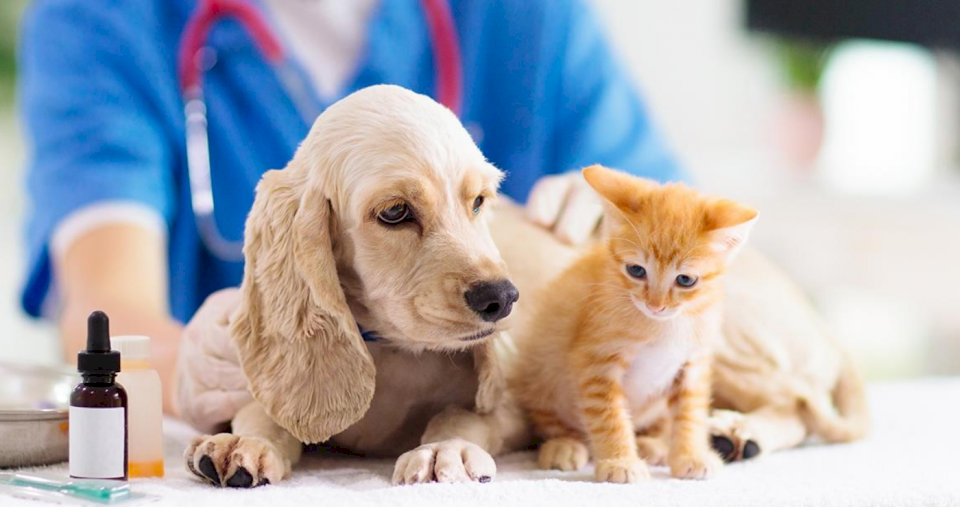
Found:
[392,439,496,485]
[668,450,723,480]
[594,457,650,484]
[538,437,589,471]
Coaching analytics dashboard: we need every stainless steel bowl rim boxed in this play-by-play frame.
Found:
[0,409,68,422]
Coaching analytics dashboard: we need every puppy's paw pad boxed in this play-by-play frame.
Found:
[184,434,288,487]
[538,438,589,471]
[594,457,649,484]
[708,409,761,462]
[669,451,723,480]
[392,439,496,485]
[742,439,761,459]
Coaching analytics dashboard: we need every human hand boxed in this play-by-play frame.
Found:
[176,288,253,434]
[525,171,604,245]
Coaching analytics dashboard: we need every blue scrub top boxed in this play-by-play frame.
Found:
[18,0,684,323]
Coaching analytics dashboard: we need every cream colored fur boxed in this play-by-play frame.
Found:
[185,85,528,487]
[184,85,867,489]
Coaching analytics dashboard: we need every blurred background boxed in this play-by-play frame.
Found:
[1,0,958,379]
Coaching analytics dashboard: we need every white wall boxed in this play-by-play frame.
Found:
[591,0,960,378]
[0,108,59,366]
[592,0,782,184]
[1,0,958,377]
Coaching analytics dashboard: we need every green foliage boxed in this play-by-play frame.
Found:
[774,39,832,93]
[0,0,28,107]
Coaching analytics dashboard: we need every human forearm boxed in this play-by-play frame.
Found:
[56,223,182,414]
[60,302,183,414]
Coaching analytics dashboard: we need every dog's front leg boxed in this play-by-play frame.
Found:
[185,401,302,487]
[392,402,530,485]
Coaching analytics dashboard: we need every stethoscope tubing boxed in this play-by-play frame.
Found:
[178,0,462,262]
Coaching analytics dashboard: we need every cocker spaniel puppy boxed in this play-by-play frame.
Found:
[184,85,528,487]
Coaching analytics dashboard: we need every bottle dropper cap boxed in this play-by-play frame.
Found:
[77,311,121,374]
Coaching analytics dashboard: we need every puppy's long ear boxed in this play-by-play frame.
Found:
[231,167,376,444]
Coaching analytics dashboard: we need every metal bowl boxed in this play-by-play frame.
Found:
[0,363,77,468]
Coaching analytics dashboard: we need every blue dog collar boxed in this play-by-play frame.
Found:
[359,327,381,342]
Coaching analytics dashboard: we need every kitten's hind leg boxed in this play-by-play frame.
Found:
[539,437,590,471]
[635,436,668,466]
[709,406,807,462]
[635,417,670,466]
[528,408,589,471]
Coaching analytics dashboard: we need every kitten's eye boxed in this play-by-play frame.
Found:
[377,203,412,225]
[626,264,647,279]
[676,274,698,287]
[472,195,485,214]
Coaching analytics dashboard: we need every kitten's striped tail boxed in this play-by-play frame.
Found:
[799,353,870,442]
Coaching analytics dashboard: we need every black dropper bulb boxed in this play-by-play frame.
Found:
[77,310,121,376]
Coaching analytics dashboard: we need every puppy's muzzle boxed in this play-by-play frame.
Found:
[464,280,520,322]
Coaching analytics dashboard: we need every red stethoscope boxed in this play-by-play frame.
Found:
[178,0,462,261]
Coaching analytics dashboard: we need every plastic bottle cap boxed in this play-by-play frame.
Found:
[111,335,151,361]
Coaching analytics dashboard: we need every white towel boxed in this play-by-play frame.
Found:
[6,379,959,507]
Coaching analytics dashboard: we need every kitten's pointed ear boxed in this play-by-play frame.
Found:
[705,200,758,262]
[582,165,657,212]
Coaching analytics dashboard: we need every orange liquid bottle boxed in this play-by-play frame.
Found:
[113,336,164,478]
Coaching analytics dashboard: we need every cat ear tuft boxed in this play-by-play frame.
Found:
[706,200,758,262]
[582,165,657,212]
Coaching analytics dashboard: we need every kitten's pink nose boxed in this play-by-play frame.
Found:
[646,304,667,314]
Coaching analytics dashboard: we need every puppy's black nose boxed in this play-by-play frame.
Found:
[464,280,520,322]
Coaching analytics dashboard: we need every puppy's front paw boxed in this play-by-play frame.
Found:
[668,449,723,480]
[538,437,589,471]
[184,433,290,487]
[392,439,496,485]
[594,457,649,484]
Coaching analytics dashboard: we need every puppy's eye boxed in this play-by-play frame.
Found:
[676,274,698,287]
[377,203,412,225]
[626,264,646,279]
[472,195,485,214]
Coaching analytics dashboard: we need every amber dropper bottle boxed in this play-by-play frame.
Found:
[69,311,129,480]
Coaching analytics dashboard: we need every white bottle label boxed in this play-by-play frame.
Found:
[69,406,125,478]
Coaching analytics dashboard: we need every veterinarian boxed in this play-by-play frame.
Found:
[18,0,683,415]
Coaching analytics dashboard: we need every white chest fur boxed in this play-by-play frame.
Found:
[622,335,694,408]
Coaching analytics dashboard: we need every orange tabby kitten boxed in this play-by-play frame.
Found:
[513,165,758,483]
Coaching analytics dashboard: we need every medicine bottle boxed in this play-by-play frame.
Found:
[113,335,164,478]
[70,311,128,480]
